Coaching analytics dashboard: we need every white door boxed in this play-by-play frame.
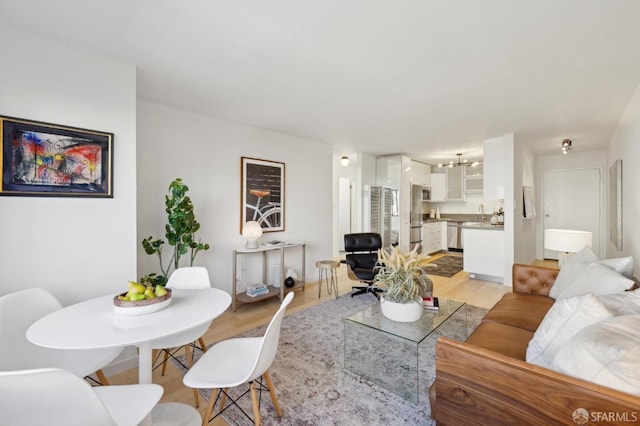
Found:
[337,177,352,251]
[542,168,602,259]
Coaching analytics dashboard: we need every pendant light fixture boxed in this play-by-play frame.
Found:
[562,139,572,154]
[437,153,479,168]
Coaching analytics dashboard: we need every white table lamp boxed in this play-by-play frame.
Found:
[544,229,593,267]
[242,221,263,249]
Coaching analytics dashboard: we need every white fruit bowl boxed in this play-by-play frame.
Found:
[113,288,172,316]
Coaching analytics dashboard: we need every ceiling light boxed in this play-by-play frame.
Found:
[437,153,479,168]
[340,156,350,166]
[561,139,572,154]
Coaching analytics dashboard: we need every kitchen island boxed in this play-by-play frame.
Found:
[462,223,504,283]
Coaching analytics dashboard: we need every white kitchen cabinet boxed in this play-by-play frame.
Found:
[430,173,446,201]
[463,162,483,193]
[440,221,448,251]
[446,167,464,201]
[422,221,442,254]
[409,160,431,187]
[463,227,504,283]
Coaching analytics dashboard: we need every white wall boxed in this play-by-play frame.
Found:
[607,82,640,265]
[501,134,515,286]
[0,26,137,305]
[136,100,332,293]
[513,142,536,264]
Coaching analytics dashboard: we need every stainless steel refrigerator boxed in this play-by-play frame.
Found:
[410,184,424,252]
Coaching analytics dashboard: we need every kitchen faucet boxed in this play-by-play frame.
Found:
[479,203,485,221]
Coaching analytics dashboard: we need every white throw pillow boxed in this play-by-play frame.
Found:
[596,289,640,316]
[550,246,635,299]
[526,294,613,369]
[569,245,600,264]
[549,246,598,299]
[600,256,634,278]
[550,262,633,300]
[551,315,640,397]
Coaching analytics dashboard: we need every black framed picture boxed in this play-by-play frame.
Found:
[241,157,285,233]
[0,115,113,197]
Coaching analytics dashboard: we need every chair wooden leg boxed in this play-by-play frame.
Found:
[220,388,228,410]
[202,388,219,426]
[249,382,262,426]
[95,369,110,386]
[185,344,200,407]
[161,349,170,376]
[198,337,208,352]
[263,371,283,417]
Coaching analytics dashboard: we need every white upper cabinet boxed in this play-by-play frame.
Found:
[446,167,464,201]
[409,160,430,187]
[463,162,483,193]
[430,173,446,201]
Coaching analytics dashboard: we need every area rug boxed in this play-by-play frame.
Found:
[425,255,463,278]
[174,294,487,426]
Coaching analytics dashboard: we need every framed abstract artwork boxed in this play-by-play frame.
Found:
[241,157,285,233]
[0,115,113,197]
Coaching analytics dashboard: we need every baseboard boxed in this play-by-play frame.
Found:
[468,272,505,285]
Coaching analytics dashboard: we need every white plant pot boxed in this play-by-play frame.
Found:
[380,295,423,322]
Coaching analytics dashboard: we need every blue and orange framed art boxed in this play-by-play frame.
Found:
[0,115,113,197]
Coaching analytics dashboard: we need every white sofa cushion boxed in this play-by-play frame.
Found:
[550,247,635,300]
[597,289,640,316]
[550,260,633,302]
[600,256,634,278]
[526,293,613,369]
[551,315,640,397]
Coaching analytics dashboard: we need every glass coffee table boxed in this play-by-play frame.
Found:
[344,297,467,405]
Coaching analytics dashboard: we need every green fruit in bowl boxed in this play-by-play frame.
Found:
[129,293,146,301]
[144,286,156,299]
[154,285,168,297]
[128,280,146,294]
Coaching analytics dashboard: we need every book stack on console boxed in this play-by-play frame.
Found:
[246,283,269,297]
[423,295,439,311]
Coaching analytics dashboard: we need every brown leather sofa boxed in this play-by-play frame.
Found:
[430,263,640,425]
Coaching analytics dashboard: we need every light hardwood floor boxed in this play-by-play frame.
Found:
[108,253,557,423]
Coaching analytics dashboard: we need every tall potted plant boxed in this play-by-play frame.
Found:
[140,178,210,286]
[372,245,434,322]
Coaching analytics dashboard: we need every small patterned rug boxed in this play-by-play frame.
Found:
[174,294,486,426]
[425,255,463,278]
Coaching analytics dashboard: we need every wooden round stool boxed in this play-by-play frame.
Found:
[316,260,340,298]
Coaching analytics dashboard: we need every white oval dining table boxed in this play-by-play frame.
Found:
[27,287,231,425]
[27,288,231,384]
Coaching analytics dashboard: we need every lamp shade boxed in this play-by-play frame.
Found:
[340,156,350,167]
[242,221,263,249]
[544,229,592,253]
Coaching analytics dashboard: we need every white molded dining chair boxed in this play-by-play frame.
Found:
[152,266,212,407]
[0,368,163,426]
[0,288,123,384]
[183,291,294,426]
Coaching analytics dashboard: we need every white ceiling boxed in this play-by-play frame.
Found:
[2,0,640,164]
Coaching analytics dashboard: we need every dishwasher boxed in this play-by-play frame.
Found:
[447,222,463,252]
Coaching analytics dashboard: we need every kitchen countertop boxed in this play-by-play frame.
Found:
[462,222,504,230]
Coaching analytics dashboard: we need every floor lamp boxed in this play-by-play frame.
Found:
[544,229,593,267]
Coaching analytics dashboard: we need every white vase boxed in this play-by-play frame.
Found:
[380,295,423,322]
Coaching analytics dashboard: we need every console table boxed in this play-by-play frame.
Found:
[232,242,306,311]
